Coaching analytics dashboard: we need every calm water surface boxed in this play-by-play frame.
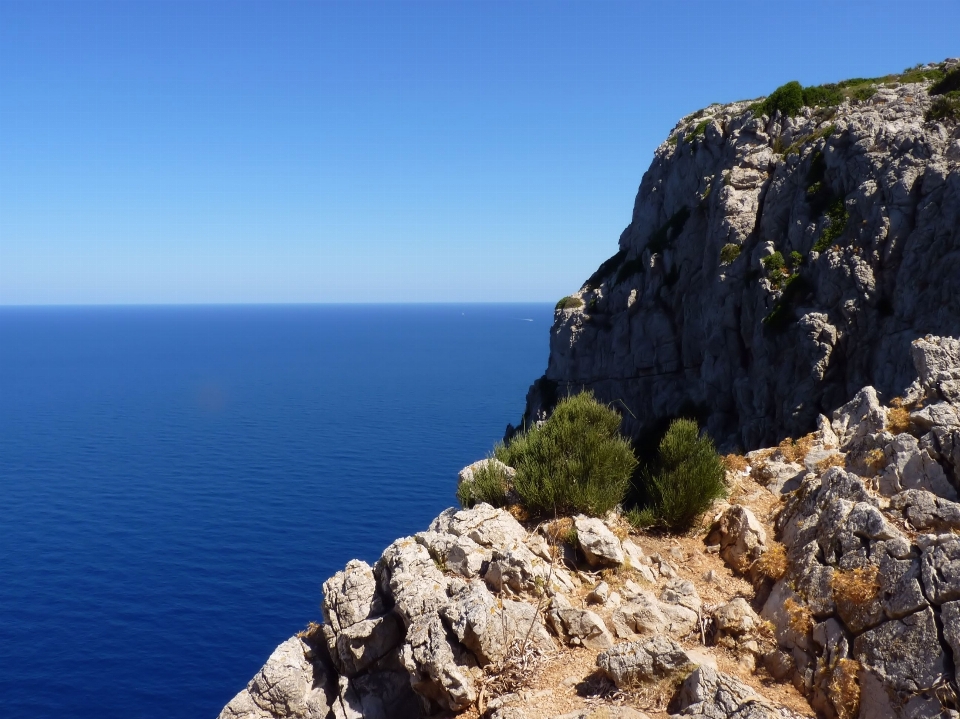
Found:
[0,304,552,718]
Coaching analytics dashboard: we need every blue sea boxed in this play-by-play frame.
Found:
[0,304,552,719]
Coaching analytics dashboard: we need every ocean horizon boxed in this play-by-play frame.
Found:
[0,303,553,718]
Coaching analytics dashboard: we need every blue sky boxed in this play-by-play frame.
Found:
[1,1,958,304]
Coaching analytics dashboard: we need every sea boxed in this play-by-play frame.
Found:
[0,303,553,719]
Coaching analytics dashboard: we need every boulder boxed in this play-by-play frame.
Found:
[889,489,960,531]
[831,387,887,451]
[714,597,761,639]
[669,666,807,718]
[596,637,693,688]
[708,505,767,574]
[546,594,614,650]
[853,607,947,693]
[573,515,624,567]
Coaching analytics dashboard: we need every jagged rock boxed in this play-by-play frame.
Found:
[218,637,335,719]
[621,538,647,568]
[889,489,960,531]
[322,560,383,634]
[912,336,960,399]
[485,540,576,596]
[596,636,693,688]
[853,607,947,693]
[430,503,528,550]
[325,614,403,678]
[587,580,610,604]
[415,530,490,578]
[546,594,614,650]
[669,666,807,718]
[708,505,766,574]
[612,587,698,638]
[375,538,448,626]
[573,515,624,567]
[831,387,887,451]
[330,668,420,719]
[920,536,960,604]
[876,433,957,500]
[660,578,701,613]
[400,613,477,712]
[441,579,554,665]
[714,598,761,640]
[940,600,960,688]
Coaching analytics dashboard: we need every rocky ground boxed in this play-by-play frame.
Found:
[220,335,960,719]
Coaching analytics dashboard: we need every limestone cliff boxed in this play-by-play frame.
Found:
[522,59,960,450]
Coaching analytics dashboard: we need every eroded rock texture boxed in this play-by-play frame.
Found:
[522,59,960,450]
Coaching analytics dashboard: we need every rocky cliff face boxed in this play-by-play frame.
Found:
[523,59,960,450]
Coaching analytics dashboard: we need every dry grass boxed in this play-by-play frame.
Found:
[784,598,814,636]
[508,504,532,522]
[296,621,324,642]
[722,454,750,474]
[814,453,845,473]
[776,434,816,464]
[752,542,788,581]
[828,658,862,719]
[886,406,912,435]
[864,448,887,475]
[477,639,548,712]
[544,517,577,547]
[831,566,879,606]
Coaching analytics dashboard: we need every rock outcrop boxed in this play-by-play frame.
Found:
[521,59,960,450]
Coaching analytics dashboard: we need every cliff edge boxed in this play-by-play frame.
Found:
[523,59,960,450]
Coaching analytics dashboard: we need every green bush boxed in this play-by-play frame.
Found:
[926,93,960,123]
[790,250,804,267]
[761,81,804,118]
[802,85,844,108]
[556,296,584,311]
[928,68,959,95]
[719,243,741,265]
[761,251,786,273]
[492,392,637,518]
[457,461,511,509]
[813,199,848,252]
[629,419,726,531]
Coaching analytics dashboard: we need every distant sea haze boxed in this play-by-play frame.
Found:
[0,304,552,719]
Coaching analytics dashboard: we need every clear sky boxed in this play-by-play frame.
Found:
[1,1,958,304]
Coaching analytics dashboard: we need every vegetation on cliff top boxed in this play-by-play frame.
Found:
[460,392,727,532]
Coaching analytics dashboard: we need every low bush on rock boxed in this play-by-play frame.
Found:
[628,418,727,531]
[555,295,584,311]
[926,93,960,123]
[456,460,513,509]
[719,243,741,265]
[463,392,637,518]
[752,541,788,581]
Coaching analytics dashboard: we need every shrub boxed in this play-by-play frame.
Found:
[761,251,786,273]
[930,67,960,96]
[813,199,848,253]
[926,94,960,123]
[815,453,845,472]
[828,658,862,719]
[886,406,912,434]
[832,565,880,606]
[457,460,511,509]
[629,419,727,532]
[719,243,741,265]
[556,296,584,311]
[752,542,788,581]
[802,84,844,108]
[776,434,815,463]
[790,250,804,268]
[688,118,710,140]
[784,597,814,636]
[722,453,749,474]
[495,392,637,518]
[761,81,804,118]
